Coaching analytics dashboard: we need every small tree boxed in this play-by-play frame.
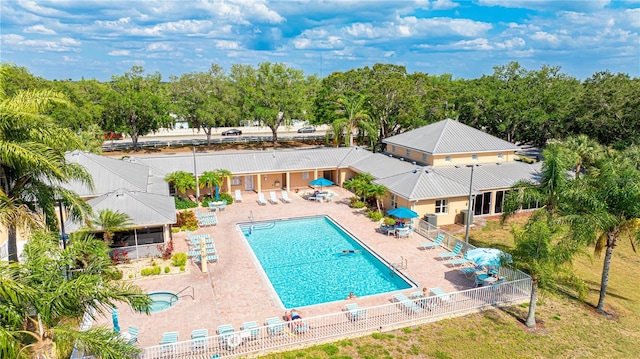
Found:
[165,171,196,199]
[199,169,232,200]
[87,209,133,247]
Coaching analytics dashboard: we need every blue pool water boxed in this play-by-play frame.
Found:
[148,292,179,313]
[240,216,412,308]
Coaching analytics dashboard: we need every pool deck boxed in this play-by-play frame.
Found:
[101,188,474,347]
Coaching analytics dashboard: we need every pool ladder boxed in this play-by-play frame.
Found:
[175,286,194,301]
[391,256,408,271]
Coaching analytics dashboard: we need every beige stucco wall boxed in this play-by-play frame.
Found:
[387,145,430,165]
[432,151,517,166]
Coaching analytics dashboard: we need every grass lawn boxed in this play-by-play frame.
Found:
[263,216,640,359]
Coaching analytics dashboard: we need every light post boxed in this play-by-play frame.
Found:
[58,198,68,249]
[464,164,478,244]
[193,144,200,201]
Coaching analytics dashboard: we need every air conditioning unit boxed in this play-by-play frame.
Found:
[461,210,473,226]
[425,213,438,226]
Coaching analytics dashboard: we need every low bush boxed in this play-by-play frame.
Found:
[180,265,185,271]
[176,210,198,231]
[109,270,124,280]
[174,197,198,210]
[141,266,162,276]
[366,210,383,222]
[171,252,188,267]
[351,200,366,209]
[201,192,234,207]
[164,266,170,274]
[384,217,397,226]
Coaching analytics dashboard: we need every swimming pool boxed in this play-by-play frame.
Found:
[240,216,412,308]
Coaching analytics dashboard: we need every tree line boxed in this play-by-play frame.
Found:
[3,61,639,151]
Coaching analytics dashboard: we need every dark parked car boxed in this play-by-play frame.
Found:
[297,126,316,133]
[103,131,123,140]
[221,128,242,136]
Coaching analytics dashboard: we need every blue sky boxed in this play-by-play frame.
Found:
[1,0,638,81]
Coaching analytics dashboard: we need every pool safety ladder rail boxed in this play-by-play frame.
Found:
[391,256,408,271]
[175,286,195,301]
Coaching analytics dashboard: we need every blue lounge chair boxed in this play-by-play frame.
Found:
[257,192,267,205]
[280,190,292,203]
[459,266,478,279]
[392,293,423,314]
[191,329,208,352]
[159,331,178,354]
[217,324,234,344]
[269,191,279,204]
[241,321,260,340]
[265,317,285,336]
[449,253,472,267]
[345,303,366,321]
[127,326,139,344]
[234,189,243,202]
[438,243,463,259]
[420,234,445,250]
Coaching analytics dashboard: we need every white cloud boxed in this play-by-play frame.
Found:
[530,31,561,46]
[108,50,131,56]
[213,40,241,50]
[1,33,80,52]
[477,0,610,11]
[146,43,173,51]
[24,24,56,34]
[418,36,525,51]
[431,0,460,10]
[17,0,68,17]
[197,0,284,24]
[384,51,396,57]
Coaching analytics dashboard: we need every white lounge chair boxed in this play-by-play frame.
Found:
[280,190,292,203]
[269,191,279,204]
[234,189,243,202]
[257,192,267,205]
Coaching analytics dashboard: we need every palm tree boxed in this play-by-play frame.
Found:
[0,65,94,262]
[344,173,374,202]
[87,209,133,246]
[563,134,603,178]
[558,149,640,312]
[333,94,372,147]
[366,183,387,212]
[199,169,232,200]
[0,230,151,359]
[510,211,577,327]
[164,171,196,199]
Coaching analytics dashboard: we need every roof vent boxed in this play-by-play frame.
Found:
[413,169,418,174]
[388,154,393,158]
[496,162,501,165]
[411,161,416,165]
[400,158,404,161]
[455,165,461,168]
[424,169,430,174]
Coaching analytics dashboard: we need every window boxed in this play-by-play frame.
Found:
[390,194,397,209]
[406,149,411,157]
[472,154,478,161]
[422,154,427,162]
[391,146,396,153]
[494,190,509,213]
[445,156,451,162]
[302,172,310,180]
[231,176,242,186]
[168,183,176,196]
[497,152,503,159]
[435,199,448,214]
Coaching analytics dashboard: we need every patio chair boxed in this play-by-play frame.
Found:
[241,321,260,340]
[280,190,292,203]
[127,326,139,344]
[217,324,234,345]
[396,227,413,238]
[219,200,227,211]
[257,192,267,205]
[234,189,243,202]
[392,293,423,314]
[159,331,178,354]
[438,243,463,260]
[269,191,279,204]
[429,287,451,301]
[420,234,444,250]
[459,266,478,279]
[325,192,335,202]
[265,317,285,336]
[448,253,472,267]
[345,303,367,321]
[191,329,208,352]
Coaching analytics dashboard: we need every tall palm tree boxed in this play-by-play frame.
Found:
[199,169,232,200]
[558,149,640,312]
[333,94,372,147]
[87,209,133,246]
[0,231,151,359]
[164,171,196,199]
[366,183,387,212]
[0,65,93,262]
[563,134,603,178]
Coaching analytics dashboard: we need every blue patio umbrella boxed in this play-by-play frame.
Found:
[387,206,419,219]
[466,248,512,267]
[112,307,120,332]
[309,177,334,191]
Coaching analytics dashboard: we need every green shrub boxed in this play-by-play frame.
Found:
[164,266,171,274]
[171,227,180,233]
[174,197,198,210]
[201,192,234,207]
[351,200,366,209]
[180,265,185,271]
[128,274,134,279]
[349,196,360,206]
[384,217,396,226]
[109,270,124,280]
[153,266,161,275]
[366,210,383,222]
[171,252,188,267]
